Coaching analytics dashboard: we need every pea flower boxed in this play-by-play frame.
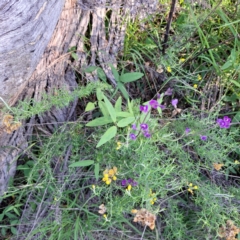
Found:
[143,131,151,138]
[121,178,138,191]
[164,88,173,96]
[217,116,231,129]
[140,123,148,131]
[132,124,137,130]
[185,128,191,134]
[129,133,137,140]
[149,100,159,109]
[140,105,148,113]
[200,135,207,141]
[171,99,178,108]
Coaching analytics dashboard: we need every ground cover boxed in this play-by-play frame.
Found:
[0,0,239,239]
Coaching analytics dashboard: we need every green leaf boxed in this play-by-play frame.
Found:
[103,95,116,122]
[119,72,144,83]
[96,126,117,148]
[110,65,119,82]
[128,99,134,114]
[221,61,232,70]
[94,163,100,181]
[98,101,109,117]
[85,102,95,112]
[115,96,122,112]
[84,66,98,73]
[117,117,135,127]
[116,111,133,118]
[96,88,104,101]
[117,82,129,100]
[97,68,107,82]
[71,52,78,60]
[11,227,18,235]
[86,116,113,127]
[230,80,240,88]
[69,160,94,167]
[0,213,4,221]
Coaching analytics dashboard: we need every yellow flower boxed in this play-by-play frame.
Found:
[193,84,198,89]
[116,141,122,150]
[106,179,112,185]
[113,166,117,174]
[235,160,240,164]
[112,176,117,181]
[188,188,193,195]
[103,214,107,219]
[193,186,198,190]
[102,177,108,182]
[150,200,155,205]
[197,74,202,81]
[189,183,193,187]
[92,185,95,189]
[179,58,185,63]
[108,169,115,177]
[127,185,132,191]
[166,66,172,73]
[131,209,138,214]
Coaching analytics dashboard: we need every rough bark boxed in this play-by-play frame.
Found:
[0,1,159,235]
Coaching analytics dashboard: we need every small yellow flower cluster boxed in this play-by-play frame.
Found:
[197,74,202,81]
[235,160,240,164]
[193,84,198,89]
[102,167,117,185]
[149,189,157,205]
[166,66,172,73]
[187,183,198,195]
[179,58,185,63]
[116,141,122,150]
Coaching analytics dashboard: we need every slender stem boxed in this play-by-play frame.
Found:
[0,97,12,112]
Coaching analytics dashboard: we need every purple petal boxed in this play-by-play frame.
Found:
[129,133,137,140]
[140,123,148,131]
[223,116,231,124]
[164,88,173,96]
[144,131,151,138]
[185,128,191,134]
[121,179,127,186]
[149,100,159,109]
[140,105,148,113]
[132,124,137,130]
[200,135,207,141]
[171,99,178,108]
[157,93,161,99]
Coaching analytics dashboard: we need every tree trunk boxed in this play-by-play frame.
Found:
[0,0,158,221]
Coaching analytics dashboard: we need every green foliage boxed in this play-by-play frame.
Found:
[1,1,240,239]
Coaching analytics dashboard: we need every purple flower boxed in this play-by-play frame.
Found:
[129,133,137,140]
[200,135,207,141]
[132,124,137,130]
[143,131,151,138]
[159,105,166,109]
[185,128,191,134]
[140,123,148,131]
[121,179,138,187]
[140,105,148,113]
[121,179,127,186]
[171,99,178,108]
[157,93,161,99]
[149,100,159,109]
[164,88,173,96]
[217,116,231,129]
[127,179,138,186]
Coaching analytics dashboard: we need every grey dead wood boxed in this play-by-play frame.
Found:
[0,0,159,237]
